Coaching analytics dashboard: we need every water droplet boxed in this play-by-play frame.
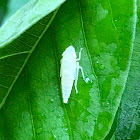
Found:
[65,128,68,131]
[96,60,99,63]
[100,64,105,70]
[54,135,56,138]
[51,99,54,102]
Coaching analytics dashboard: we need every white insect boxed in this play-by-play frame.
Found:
[60,46,88,103]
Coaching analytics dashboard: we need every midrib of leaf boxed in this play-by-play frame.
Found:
[24,60,36,140]
[78,0,101,96]
[63,106,73,139]
[0,9,58,109]
[51,25,74,140]
[27,88,36,140]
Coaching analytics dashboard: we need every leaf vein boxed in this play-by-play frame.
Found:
[0,73,16,77]
[16,38,32,48]
[51,24,74,140]
[27,90,37,140]
[78,0,101,97]
[0,84,9,89]
[71,98,96,118]
[25,31,40,38]
[107,0,119,43]
[0,51,30,60]
[0,10,58,109]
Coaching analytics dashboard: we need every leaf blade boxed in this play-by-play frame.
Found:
[0,0,138,139]
[0,0,66,109]
[114,0,140,139]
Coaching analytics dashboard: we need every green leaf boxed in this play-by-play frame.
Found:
[0,0,66,109]
[0,0,137,139]
[113,0,140,139]
[0,0,8,26]
[1,0,30,25]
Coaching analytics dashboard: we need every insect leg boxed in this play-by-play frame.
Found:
[74,62,79,94]
[79,66,86,81]
[76,48,83,61]
[79,66,90,83]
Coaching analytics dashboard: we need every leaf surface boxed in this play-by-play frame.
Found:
[113,0,140,139]
[1,0,30,25]
[0,0,8,26]
[0,0,137,139]
[0,0,66,109]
